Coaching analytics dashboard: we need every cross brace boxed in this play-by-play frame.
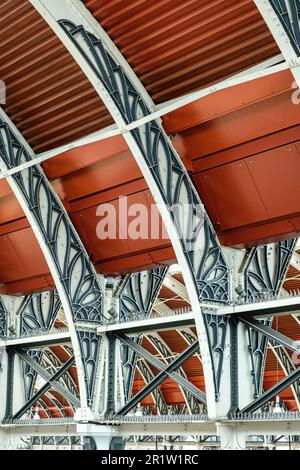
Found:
[114,334,202,416]
[11,355,76,420]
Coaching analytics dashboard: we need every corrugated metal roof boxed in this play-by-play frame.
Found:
[85,0,279,102]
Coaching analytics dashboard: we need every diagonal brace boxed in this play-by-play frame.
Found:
[11,354,76,420]
[238,315,300,354]
[114,334,202,416]
[114,332,206,404]
[12,347,79,407]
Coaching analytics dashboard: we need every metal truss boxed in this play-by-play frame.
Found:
[269,341,300,410]
[12,348,79,408]
[11,356,75,420]
[238,313,300,413]
[146,332,206,414]
[28,0,233,419]
[270,0,300,57]
[178,328,207,414]
[241,239,297,404]
[41,350,79,402]
[0,298,7,338]
[0,0,297,423]
[244,240,296,302]
[118,267,168,408]
[0,107,106,414]
[21,292,61,334]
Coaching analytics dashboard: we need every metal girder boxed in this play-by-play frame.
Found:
[114,333,203,416]
[41,349,79,401]
[120,268,168,322]
[11,356,75,420]
[30,0,231,418]
[136,361,168,415]
[254,0,300,87]
[238,315,299,354]
[269,342,300,411]
[118,268,168,411]
[145,332,206,414]
[116,333,205,404]
[0,298,7,338]
[241,365,300,414]
[162,275,190,304]
[0,107,106,415]
[218,294,300,317]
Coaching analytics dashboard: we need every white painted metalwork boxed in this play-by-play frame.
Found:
[0,108,99,418]
[254,0,300,87]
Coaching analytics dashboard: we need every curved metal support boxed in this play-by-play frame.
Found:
[30,0,231,418]
[136,361,168,415]
[0,109,104,415]
[146,333,206,413]
[120,267,168,322]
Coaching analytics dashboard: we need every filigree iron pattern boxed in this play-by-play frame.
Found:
[0,120,103,324]
[21,292,61,334]
[247,320,272,398]
[138,361,168,415]
[19,292,60,401]
[244,239,296,302]
[121,340,138,402]
[59,20,230,304]
[179,330,207,413]
[203,313,228,401]
[120,267,167,322]
[77,331,101,406]
[270,0,300,56]
[0,298,7,338]
[42,349,79,400]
